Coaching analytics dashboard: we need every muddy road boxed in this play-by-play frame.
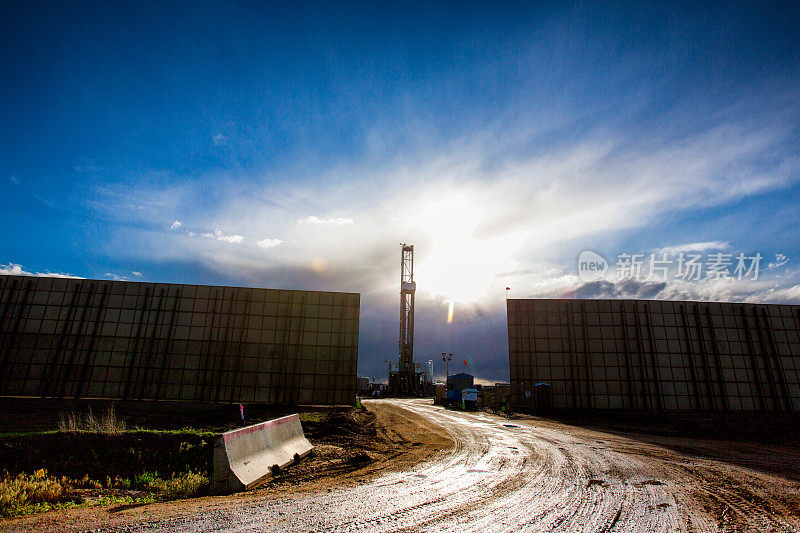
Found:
[7,398,800,532]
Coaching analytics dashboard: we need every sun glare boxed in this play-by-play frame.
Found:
[408,195,526,311]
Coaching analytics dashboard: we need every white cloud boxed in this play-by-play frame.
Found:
[169,220,182,231]
[256,238,282,249]
[752,283,800,303]
[1,263,32,276]
[297,216,354,225]
[660,277,800,304]
[105,272,129,281]
[511,271,800,305]
[9,175,20,185]
[196,229,244,243]
[132,271,143,277]
[0,262,83,279]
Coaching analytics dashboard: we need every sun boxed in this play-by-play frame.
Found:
[407,195,525,306]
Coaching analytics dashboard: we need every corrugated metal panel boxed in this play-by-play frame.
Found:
[508,298,800,412]
[0,275,359,405]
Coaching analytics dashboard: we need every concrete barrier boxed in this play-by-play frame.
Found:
[211,413,313,494]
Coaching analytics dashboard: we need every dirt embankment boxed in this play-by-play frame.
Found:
[0,431,216,482]
[264,401,454,490]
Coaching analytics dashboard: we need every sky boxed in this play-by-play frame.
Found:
[1,2,799,384]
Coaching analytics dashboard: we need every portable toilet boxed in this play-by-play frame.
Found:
[434,383,447,405]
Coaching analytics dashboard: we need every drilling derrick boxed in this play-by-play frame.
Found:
[399,244,415,375]
[390,244,423,395]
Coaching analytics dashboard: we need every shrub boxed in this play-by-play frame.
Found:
[0,470,72,518]
[133,471,158,489]
[145,472,208,500]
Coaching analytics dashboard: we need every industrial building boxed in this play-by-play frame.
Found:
[508,298,800,412]
[0,275,359,405]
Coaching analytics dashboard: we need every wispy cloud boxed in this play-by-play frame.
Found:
[74,159,103,174]
[132,271,143,277]
[87,178,194,226]
[654,241,730,255]
[91,94,800,310]
[297,216,354,226]
[168,220,182,231]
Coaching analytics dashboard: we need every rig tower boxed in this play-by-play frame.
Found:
[399,244,415,374]
[390,244,424,394]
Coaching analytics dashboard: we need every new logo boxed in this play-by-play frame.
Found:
[578,250,609,282]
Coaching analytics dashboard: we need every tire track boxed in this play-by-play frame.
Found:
[89,399,799,533]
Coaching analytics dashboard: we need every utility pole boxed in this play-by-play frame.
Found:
[442,352,453,382]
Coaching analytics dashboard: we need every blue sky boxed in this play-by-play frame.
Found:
[2,2,799,383]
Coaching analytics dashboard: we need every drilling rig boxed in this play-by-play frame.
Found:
[389,244,425,395]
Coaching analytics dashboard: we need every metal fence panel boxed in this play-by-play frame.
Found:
[0,275,359,405]
[508,298,800,412]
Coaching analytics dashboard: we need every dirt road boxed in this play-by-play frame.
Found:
[6,398,800,532]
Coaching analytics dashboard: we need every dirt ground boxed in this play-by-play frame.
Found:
[0,402,453,533]
[269,401,455,489]
[510,412,800,531]
[4,401,800,532]
[547,410,800,481]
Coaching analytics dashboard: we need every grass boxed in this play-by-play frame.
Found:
[0,420,214,520]
[0,430,59,439]
[0,468,208,519]
[298,412,326,423]
[143,472,209,499]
